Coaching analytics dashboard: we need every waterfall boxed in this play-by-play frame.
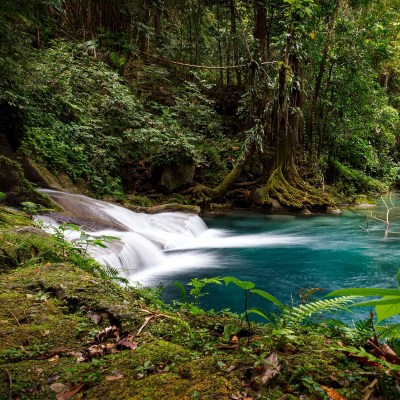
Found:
[38,190,309,284]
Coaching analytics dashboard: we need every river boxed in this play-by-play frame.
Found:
[39,190,400,322]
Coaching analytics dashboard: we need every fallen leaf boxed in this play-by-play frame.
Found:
[1,320,9,324]
[87,311,102,325]
[105,374,124,381]
[226,365,236,373]
[48,355,60,362]
[116,336,138,350]
[56,384,84,400]
[320,385,347,400]
[261,351,281,385]
[50,383,70,393]
[36,368,43,377]
[95,325,119,342]
[47,372,61,384]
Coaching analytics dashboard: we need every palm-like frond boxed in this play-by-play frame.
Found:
[286,296,358,328]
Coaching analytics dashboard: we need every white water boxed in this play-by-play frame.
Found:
[38,190,309,284]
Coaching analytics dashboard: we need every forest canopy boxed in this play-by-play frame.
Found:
[1,0,400,209]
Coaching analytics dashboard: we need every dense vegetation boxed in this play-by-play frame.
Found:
[2,1,400,398]
[1,206,400,399]
[1,0,400,209]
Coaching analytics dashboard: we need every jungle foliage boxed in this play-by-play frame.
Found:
[1,0,400,205]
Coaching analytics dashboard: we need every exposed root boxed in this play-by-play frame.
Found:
[191,163,244,200]
[256,166,335,210]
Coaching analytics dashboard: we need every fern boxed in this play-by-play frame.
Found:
[336,318,374,346]
[286,296,357,328]
[376,323,400,340]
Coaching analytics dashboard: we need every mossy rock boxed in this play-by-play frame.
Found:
[0,155,58,209]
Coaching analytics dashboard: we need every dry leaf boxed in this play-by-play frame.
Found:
[48,355,60,362]
[261,351,281,385]
[105,374,124,381]
[95,325,119,342]
[116,336,138,350]
[56,384,84,400]
[47,373,61,384]
[87,311,102,325]
[320,385,347,400]
[50,383,70,393]
[36,368,43,377]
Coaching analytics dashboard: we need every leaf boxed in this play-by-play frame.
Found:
[50,383,70,393]
[94,325,120,342]
[174,281,187,303]
[376,299,400,323]
[250,289,283,309]
[87,311,102,325]
[261,351,281,385]
[116,335,138,350]
[65,223,80,231]
[56,384,84,400]
[247,307,269,320]
[223,276,255,290]
[320,385,347,400]
[327,288,400,297]
[105,374,123,381]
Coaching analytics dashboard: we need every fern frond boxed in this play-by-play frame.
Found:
[287,296,357,327]
[376,323,400,340]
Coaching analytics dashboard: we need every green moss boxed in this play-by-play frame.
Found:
[0,209,394,399]
[256,166,335,211]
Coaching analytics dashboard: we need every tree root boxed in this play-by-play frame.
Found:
[190,163,244,200]
[256,166,335,210]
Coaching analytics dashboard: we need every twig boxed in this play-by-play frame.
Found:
[5,369,12,400]
[137,315,155,336]
[8,310,20,326]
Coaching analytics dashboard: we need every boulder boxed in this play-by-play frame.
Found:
[21,157,86,193]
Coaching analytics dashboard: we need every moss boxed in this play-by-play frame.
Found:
[0,155,59,209]
[255,166,336,211]
[0,208,395,399]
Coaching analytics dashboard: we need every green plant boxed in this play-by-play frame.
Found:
[173,277,222,314]
[222,276,283,333]
[327,270,400,323]
[20,201,48,215]
[0,192,6,203]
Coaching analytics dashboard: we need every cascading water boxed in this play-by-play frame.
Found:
[38,190,309,284]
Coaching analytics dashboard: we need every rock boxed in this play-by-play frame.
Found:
[0,155,21,193]
[326,206,342,214]
[159,162,195,192]
[0,155,58,209]
[21,157,86,193]
[15,226,50,237]
[125,202,201,214]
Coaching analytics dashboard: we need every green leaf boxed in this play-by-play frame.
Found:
[247,307,269,320]
[327,288,400,297]
[173,281,187,304]
[398,270,400,288]
[251,289,284,309]
[66,223,80,231]
[222,276,255,290]
[376,301,400,323]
